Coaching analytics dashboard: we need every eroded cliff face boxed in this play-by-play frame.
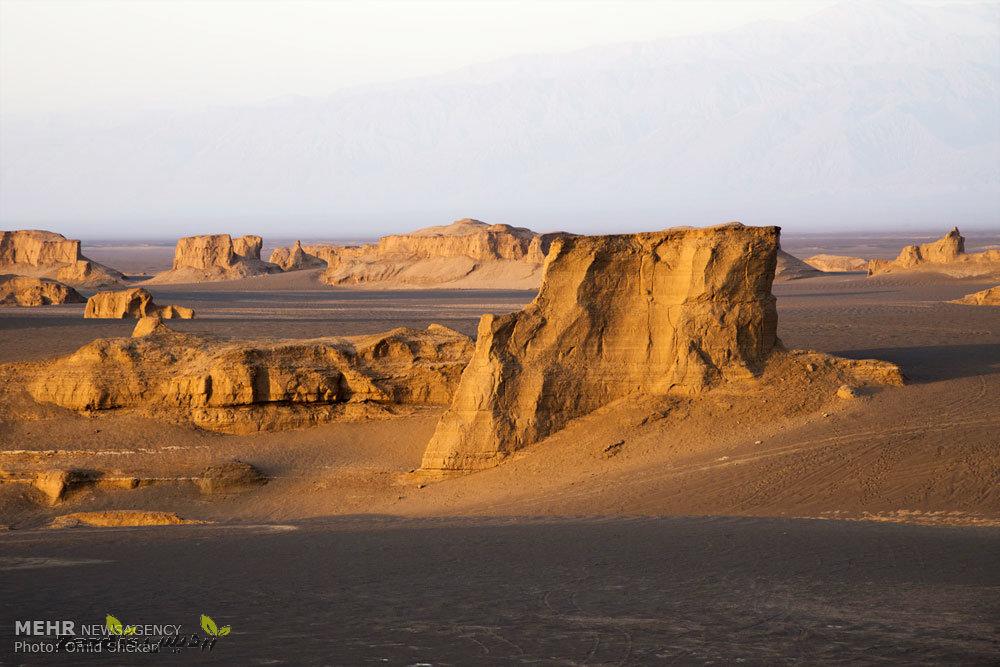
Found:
[422,223,781,469]
[29,324,473,434]
[0,275,86,307]
[268,219,568,288]
[421,223,904,471]
[868,228,1000,278]
[145,234,280,283]
[269,240,327,271]
[0,230,124,287]
[84,288,194,319]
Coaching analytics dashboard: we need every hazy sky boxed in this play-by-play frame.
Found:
[1,0,839,115]
[1,0,996,238]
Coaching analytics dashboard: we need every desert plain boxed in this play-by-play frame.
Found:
[1,226,998,664]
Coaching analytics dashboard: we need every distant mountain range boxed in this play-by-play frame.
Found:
[1,0,997,236]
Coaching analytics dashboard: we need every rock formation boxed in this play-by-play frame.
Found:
[0,275,85,306]
[805,254,869,272]
[0,230,124,287]
[269,219,568,289]
[867,228,1000,278]
[775,249,822,280]
[30,324,473,434]
[421,223,903,471]
[269,240,327,271]
[145,234,281,283]
[951,285,1000,306]
[84,288,194,319]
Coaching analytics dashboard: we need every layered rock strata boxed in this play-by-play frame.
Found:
[29,323,473,434]
[0,275,85,306]
[145,234,281,283]
[421,223,903,470]
[269,219,568,289]
[84,288,194,319]
[0,230,124,287]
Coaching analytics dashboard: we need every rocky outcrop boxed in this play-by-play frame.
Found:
[145,234,281,283]
[421,223,903,471]
[0,275,85,306]
[805,254,869,272]
[84,288,194,319]
[283,219,568,289]
[269,240,327,271]
[951,286,1000,306]
[29,324,473,434]
[868,228,1000,278]
[775,249,822,280]
[0,230,124,287]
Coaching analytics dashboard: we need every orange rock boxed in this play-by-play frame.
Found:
[0,274,85,306]
[868,228,1000,278]
[0,230,124,287]
[83,288,194,319]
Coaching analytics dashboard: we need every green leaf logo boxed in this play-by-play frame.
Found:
[200,614,219,637]
[105,614,123,635]
[218,625,231,636]
[124,625,137,635]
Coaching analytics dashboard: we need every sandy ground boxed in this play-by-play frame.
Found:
[1,234,999,663]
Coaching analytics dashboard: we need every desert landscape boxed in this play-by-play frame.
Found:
[0,221,998,663]
[2,0,999,664]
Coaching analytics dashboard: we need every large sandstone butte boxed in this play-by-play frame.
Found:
[805,254,869,272]
[867,227,1000,278]
[145,234,281,283]
[270,219,568,289]
[30,323,473,434]
[951,285,1000,306]
[0,275,85,307]
[0,230,124,287]
[84,288,194,319]
[422,223,903,471]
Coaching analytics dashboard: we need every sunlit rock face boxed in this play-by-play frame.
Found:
[0,275,85,307]
[293,219,569,289]
[29,324,473,434]
[0,230,124,287]
[421,223,781,470]
[83,288,194,319]
[145,234,281,283]
[868,228,1000,278]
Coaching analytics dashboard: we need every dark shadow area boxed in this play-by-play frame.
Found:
[1,515,997,664]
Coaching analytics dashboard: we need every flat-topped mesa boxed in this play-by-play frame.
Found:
[145,234,280,283]
[868,227,1000,278]
[293,218,569,289]
[84,288,194,319]
[269,240,327,271]
[422,223,781,470]
[29,324,473,434]
[0,230,125,287]
[0,275,86,307]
